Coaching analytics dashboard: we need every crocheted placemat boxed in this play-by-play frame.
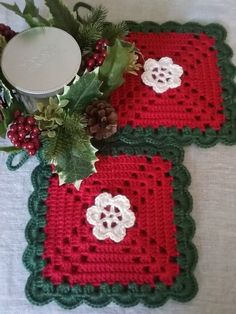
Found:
[23,142,197,308]
[109,22,236,147]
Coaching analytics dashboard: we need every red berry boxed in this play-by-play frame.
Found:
[24,125,32,132]
[96,38,109,46]
[7,114,40,155]
[87,58,95,68]
[7,131,14,140]
[32,126,40,134]
[10,124,18,132]
[22,143,28,149]
[101,51,107,58]
[93,53,100,60]
[30,133,37,139]
[28,149,36,156]
[0,23,17,41]
[16,116,26,124]
[17,124,25,131]
[95,44,103,52]
[96,56,105,66]
[26,142,35,150]
[27,116,35,125]
[96,39,104,45]
[14,141,22,148]
[11,134,19,143]
[18,130,27,138]
[95,39,108,53]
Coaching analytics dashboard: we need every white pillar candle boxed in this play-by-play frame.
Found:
[1,27,81,112]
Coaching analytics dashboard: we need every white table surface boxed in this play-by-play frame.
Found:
[0,1,236,313]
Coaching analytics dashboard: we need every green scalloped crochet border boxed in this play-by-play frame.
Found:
[110,21,236,148]
[23,142,198,309]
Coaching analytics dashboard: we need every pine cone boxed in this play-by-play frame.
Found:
[86,100,118,140]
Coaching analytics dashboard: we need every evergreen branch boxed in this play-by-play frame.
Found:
[77,24,102,51]
[84,5,107,25]
[102,21,129,44]
[45,0,79,38]
[76,5,107,51]
[41,128,67,164]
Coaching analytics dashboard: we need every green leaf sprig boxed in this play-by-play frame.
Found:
[0,0,51,27]
[39,71,102,188]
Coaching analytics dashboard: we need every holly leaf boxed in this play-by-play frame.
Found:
[0,1,50,27]
[23,0,39,16]
[60,72,102,114]
[42,113,98,188]
[45,0,79,39]
[57,147,97,187]
[0,80,13,137]
[0,2,22,16]
[99,39,130,97]
[0,80,13,107]
[55,122,98,186]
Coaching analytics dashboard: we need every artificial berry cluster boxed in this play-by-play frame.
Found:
[7,112,41,156]
[86,38,109,71]
[0,23,16,41]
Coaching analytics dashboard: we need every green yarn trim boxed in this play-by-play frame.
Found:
[110,21,236,148]
[23,140,198,308]
[6,150,29,171]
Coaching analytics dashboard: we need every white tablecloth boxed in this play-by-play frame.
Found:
[0,1,236,313]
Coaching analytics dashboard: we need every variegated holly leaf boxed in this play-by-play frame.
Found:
[0,0,51,27]
[60,72,102,114]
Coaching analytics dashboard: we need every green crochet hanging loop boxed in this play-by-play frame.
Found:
[6,150,30,171]
[73,2,93,24]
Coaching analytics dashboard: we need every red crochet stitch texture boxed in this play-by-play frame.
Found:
[42,155,180,287]
[111,32,225,130]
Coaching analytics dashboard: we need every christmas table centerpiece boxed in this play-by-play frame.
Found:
[1,0,236,310]
[0,0,141,188]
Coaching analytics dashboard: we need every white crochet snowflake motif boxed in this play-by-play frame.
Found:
[86,192,135,243]
[141,57,184,93]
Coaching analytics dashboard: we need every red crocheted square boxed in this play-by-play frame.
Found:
[42,155,179,287]
[24,143,197,307]
[111,32,225,131]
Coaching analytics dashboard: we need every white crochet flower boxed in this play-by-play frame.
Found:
[141,57,183,93]
[86,192,135,243]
